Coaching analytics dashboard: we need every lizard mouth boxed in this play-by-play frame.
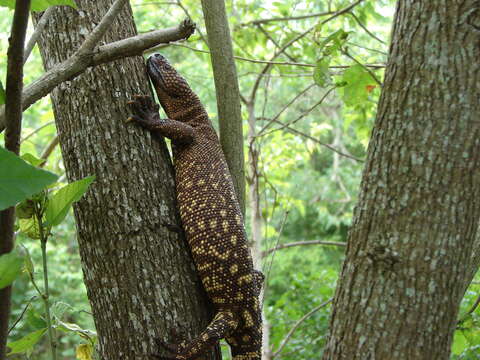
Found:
[146,55,167,92]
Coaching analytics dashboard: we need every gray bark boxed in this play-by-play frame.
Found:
[323,1,480,359]
[33,1,218,359]
[200,0,246,216]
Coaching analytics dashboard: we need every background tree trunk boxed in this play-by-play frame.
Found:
[323,1,480,359]
[34,2,218,359]
[200,0,246,216]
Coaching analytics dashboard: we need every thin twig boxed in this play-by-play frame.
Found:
[343,49,383,86]
[261,211,289,305]
[40,135,60,167]
[24,6,55,63]
[273,298,333,357]
[259,116,363,162]
[78,0,128,54]
[236,10,336,28]
[8,296,37,334]
[21,121,55,143]
[348,12,386,44]
[458,293,480,324]
[262,240,346,257]
[260,87,336,137]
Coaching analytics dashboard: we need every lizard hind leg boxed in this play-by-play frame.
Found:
[151,309,240,360]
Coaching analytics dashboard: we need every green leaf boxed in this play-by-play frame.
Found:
[340,64,377,107]
[0,146,58,211]
[45,176,95,227]
[18,217,41,239]
[21,153,44,167]
[313,58,330,87]
[452,330,468,355]
[0,0,76,11]
[25,308,47,330]
[0,251,24,289]
[318,29,350,57]
[0,81,5,105]
[6,328,47,355]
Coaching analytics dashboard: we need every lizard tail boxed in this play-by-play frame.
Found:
[159,309,239,359]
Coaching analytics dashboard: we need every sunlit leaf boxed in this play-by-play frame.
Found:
[0,0,77,11]
[18,217,41,239]
[0,146,58,210]
[21,153,44,167]
[76,343,94,360]
[340,64,377,106]
[45,176,95,227]
[0,251,24,289]
[6,328,46,355]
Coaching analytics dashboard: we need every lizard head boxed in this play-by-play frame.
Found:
[147,53,199,121]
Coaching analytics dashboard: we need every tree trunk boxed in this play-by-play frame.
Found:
[323,2,480,359]
[33,2,218,359]
[200,0,246,216]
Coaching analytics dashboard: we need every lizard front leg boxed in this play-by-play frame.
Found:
[127,95,194,145]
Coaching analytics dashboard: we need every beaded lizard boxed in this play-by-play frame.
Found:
[127,53,263,360]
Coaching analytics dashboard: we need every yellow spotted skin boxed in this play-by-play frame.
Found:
[128,54,263,360]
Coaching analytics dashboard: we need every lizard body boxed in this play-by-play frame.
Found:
[127,54,263,360]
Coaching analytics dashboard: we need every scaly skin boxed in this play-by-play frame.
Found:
[127,54,263,360]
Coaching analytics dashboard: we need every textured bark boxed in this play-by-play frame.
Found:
[200,0,246,216]
[323,2,480,359]
[33,2,218,359]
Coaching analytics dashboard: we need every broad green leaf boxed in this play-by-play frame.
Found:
[0,0,76,11]
[0,251,24,289]
[18,217,41,239]
[452,331,468,355]
[318,29,350,57]
[45,176,95,227]
[0,81,5,105]
[26,308,46,330]
[6,328,46,355]
[313,58,330,87]
[0,146,58,210]
[21,153,44,167]
[76,343,94,360]
[340,64,377,107]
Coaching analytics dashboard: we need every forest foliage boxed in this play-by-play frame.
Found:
[0,0,479,359]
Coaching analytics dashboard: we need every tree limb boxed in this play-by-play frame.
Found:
[0,1,31,357]
[0,19,195,132]
[24,6,55,63]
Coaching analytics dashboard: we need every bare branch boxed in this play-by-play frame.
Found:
[24,6,55,63]
[0,20,196,132]
[348,12,386,45]
[260,87,337,137]
[78,0,129,54]
[262,240,346,257]
[0,1,31,357]
[458,292,480,325]
[273,298,333,357]
[259,116,364,162]
[236,10,336,28]
[39,135,60,167]
[21,121,55,143]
